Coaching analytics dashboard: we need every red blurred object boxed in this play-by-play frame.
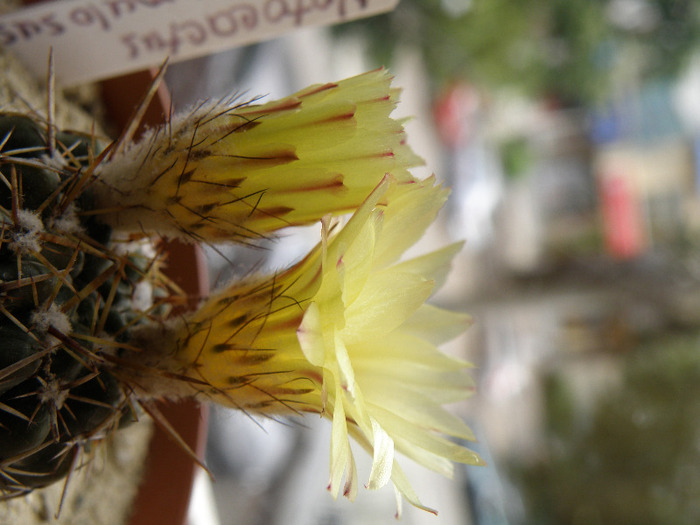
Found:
[433,82,479,148]
[599,173,646,259]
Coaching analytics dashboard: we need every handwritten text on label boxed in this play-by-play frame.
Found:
[0,0,397,86]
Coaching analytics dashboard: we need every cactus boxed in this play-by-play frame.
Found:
[0,113,173,498]
[0,69,481,514]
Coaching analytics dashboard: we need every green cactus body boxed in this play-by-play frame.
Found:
[0,114,170,498]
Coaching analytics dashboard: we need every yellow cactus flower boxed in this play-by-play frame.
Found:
[128,176,483,515]
[93,69,422,244]
[295,176,484,515]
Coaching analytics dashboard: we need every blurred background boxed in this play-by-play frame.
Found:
[164,1,700,524]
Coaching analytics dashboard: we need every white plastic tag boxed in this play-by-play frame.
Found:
[0,0,398,87]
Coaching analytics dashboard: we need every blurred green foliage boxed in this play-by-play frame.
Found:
[335,0,700,103]
[499,137,534,180]
[509,332,700,525]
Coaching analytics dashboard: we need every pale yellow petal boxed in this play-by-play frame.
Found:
[391,241,464,292]
[372,176,449,269]
[356,364,474,405]
[334,332,356,396]
[297,301,325,367]
[374,406,484,466]
[338,211,378,306]
[329,381,351,499]
[343,444,359,500]
[363,386,476,440]
[367,418,395,490]
[327,175,389,263]
[390,462,438,517]
[342,271,433,344]
[349,331,470,370]
[403,304,473,345]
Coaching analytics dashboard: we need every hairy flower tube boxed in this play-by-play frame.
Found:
[127,176,483,515]
[93,69,422,245]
